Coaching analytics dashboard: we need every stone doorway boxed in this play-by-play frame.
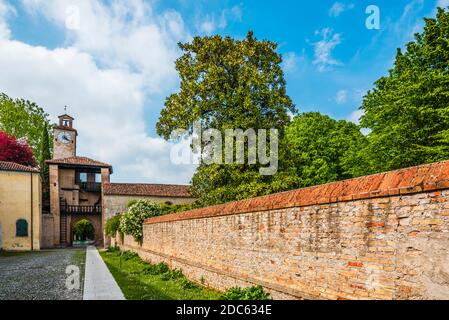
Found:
[68,215,103,247]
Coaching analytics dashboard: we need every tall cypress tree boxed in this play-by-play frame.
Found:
[40,123,51,188]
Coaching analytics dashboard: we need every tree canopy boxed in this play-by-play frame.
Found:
[156,8,449,208]
[0,93,53,169]
[157,31,295,139]
[0,130,37,167]
[284,112,366,188]
[357,7,449,174]
[157,32,295,207]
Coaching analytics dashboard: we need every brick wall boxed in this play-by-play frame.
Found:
[117,161,449,300]
[40,214,54,248]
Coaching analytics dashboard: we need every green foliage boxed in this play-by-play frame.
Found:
[73,219,94,241]
[284,112,366,187]
[106,246,120,253]
[40,123,51,187]
[156,32,295,207]
[0,93,53,168]
[156,31,295,139]
[105,214,122,237]
[100,250,221,300]
[219,286,271,300]
[356,8,449,174]
[142,262,169,275]
[156,8,449,207]
[159,203,192,215]
[127,199,139,208]
[119,200,164,243]
[179,278,199,290]
[160,269,184,281]
[121,251,139,261]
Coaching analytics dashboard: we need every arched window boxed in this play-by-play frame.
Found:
[16,219,28,237]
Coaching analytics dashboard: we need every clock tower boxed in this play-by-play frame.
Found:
[53,114,77,159]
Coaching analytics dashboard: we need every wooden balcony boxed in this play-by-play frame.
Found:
[60,204,102,215]
[79,182,102,192]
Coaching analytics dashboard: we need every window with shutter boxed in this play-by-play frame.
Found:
[16,219,28,237]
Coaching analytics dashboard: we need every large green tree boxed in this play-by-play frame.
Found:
[357,8,449,174]
[156,32,295,207]
[284,112,366,188]
[0,93,53,171]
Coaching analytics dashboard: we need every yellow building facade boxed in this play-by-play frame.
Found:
[0,162,41,251]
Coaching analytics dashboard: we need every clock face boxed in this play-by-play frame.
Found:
[58,131,71,144]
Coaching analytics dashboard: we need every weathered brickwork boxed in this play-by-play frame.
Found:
[117,161,449,300]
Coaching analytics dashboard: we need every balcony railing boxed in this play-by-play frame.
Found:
[79,182,102,192]
[60,204,102,215]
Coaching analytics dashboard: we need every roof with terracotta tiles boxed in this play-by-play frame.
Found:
[103,183,193,198]
[145,160,449,225]
[0,161,40,173]
[46,156,112,172]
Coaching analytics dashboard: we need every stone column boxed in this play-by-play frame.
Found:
[49,165,60,246]
[101,168,110,184]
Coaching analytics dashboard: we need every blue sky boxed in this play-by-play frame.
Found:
[0,0,446,183]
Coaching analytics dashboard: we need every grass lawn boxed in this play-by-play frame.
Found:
[100,250,221,300]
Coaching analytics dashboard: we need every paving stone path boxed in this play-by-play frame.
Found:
[0,248,86,300]
[83,246,125,300]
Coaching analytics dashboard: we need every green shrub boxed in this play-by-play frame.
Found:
[119,200,164,243]
[105,215,121,237]
[73,219,94,241]
[161,269,184,281]
[106,246,120,253]
[142,262,169,275]
[219,286,271,300]
[121,251,139,261]
[159,203,192,215]
[127,199,139,208]
[180,277,199,290]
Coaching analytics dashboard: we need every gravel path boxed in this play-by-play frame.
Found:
[0,248,86,300]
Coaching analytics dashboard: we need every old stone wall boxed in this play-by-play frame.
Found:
[117,161,449,300]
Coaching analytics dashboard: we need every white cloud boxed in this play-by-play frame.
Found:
[282,52,298,72]
[437,0,449,8]
[329,2,355,17]
[0,0,15,39]
[335,90,348,104]
[0,0,201,184]
[0,38,197,183]
[197,5,242,34]
[313,28,342,72]
[21,0,189,94]
[348,109,364,125]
